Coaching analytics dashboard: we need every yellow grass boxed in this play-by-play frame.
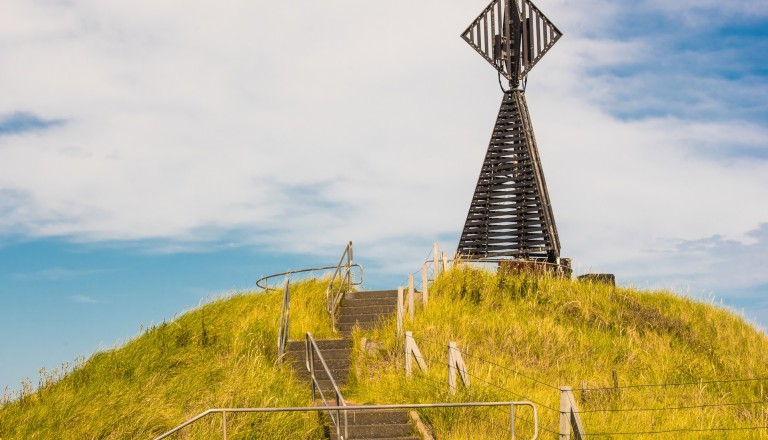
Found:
[2,266,767,439]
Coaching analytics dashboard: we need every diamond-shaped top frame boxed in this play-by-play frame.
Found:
[461,0,562,85]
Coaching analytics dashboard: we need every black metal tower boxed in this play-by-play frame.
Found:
[457,0,563,263]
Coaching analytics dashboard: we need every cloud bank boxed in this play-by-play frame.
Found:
[0,1,766,298]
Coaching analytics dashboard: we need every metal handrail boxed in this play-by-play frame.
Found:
[305,332,348,440]
[256,264,363,291]
[277,280,290,363]
[326,241,359,331]
[153,401,539,440]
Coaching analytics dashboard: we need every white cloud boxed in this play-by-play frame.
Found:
[0,1,766,296]
[11,267,107,281]
[68,294,101,304]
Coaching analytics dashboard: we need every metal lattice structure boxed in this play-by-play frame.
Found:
[457,0,563,262]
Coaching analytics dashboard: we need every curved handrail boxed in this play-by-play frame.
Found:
[306,332,348,439]
[256,264,363,291]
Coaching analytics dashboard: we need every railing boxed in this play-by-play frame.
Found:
[326,241,360,331]
[153,402,539,440]
[256,264,363,291]
[276,280,290,363]
[305,332,348,440]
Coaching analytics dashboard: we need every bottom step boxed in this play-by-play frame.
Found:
[326,422,416,439]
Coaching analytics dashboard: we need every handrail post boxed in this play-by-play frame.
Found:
[222,410,227,440]
[277,280,290,363]
[336,393,342,440]
[308,334,315,401]
[509,403,515,440]
[345,241,352,296]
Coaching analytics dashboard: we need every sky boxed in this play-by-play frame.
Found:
[1,0,766,393]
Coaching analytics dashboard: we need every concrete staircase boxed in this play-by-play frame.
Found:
[337,290,398,336]
[285,290,419,440]
[285,339,352,394]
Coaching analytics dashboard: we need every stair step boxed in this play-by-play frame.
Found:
[327,423,415,439]
[285,348,352,361]
[312,378,348,390]
[294,367,349,380]
[337,313,391,324]
[337,321,381,332]
[346,410,410,425]
[288,357,351,369]
[345,290,398,300]
[342,298,398,307]
[339,304,397,315]
[286,339,352,351]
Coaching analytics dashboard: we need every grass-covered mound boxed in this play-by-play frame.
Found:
[351,266,768,439]
[3,267,767,439]
[0,280,336,440]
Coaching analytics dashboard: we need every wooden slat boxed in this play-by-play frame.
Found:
[458,90,560,261]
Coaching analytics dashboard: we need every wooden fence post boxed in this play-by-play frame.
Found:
[421,264,429,305]
[408,275,415,321]
[447,342,470,395]
[397,287,404,338]
[404,331,428,377]
[442,251,448,273]
[559,386,586,440]
[405,331,412,377]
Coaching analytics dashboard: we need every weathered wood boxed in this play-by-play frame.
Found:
[421,264,429,305]
[405,332,428,377]
[457,90,560,262]
[408,275,415,322]
[397,287,404,338]
[559,386,586,440]
[459,0,563,263]
[448,342,470,395]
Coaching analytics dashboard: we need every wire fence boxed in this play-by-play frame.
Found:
[394,243,768,438]
[406,334,560,438]
[403,330,768,439]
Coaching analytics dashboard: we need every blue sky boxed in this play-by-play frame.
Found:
[1,0,767,393]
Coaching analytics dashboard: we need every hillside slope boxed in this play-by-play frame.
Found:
[2,267,767,439]
[352,267,768,439]
[0,280,336,439]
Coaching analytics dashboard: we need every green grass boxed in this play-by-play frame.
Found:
[2,266,768,439]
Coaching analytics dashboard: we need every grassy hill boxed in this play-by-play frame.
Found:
[2,266,768,439]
